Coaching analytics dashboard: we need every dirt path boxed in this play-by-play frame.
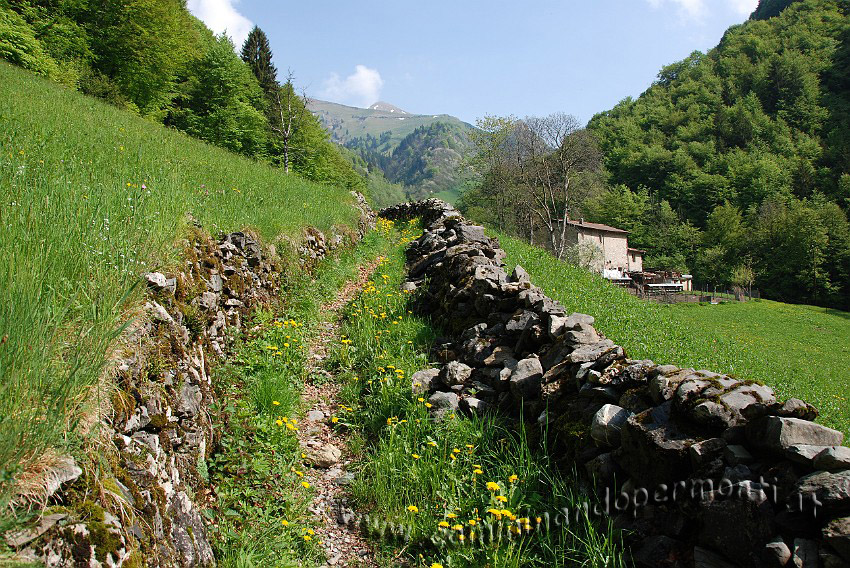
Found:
[297,259,382,567]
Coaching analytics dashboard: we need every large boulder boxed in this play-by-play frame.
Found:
[789,469,850,515]
[440,361,473,387]
[746,416,844,454]
[411,368,440,394]
[615,402,695,487]
[508,356,543,400]
[590,404,632,446]
[813,446,850,472]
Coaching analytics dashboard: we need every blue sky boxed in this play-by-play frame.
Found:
[187,0,759,124]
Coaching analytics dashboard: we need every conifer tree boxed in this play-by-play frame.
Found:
[240,26,278,97]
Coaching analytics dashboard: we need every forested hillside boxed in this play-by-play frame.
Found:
[309,98,475,203]
[0,0,363,191]
[587,0,850,308]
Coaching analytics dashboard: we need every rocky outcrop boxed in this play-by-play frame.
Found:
[381,199,850,568]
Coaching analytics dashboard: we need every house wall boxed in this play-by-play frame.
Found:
[566,226,629,272]
[628,251,643,272]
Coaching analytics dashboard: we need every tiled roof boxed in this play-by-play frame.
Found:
[566,219,628,234]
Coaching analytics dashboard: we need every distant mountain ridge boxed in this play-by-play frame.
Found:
[307,98,476,203]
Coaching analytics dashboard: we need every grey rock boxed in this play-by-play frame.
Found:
[208,273,223,292]
[723,444,754,465]
[616,403,695,487]
[307,444,342,468]
[814,446,850,471]
[460,397,490,415]
[590,404,632,446]
[789,469,850,514]
[429,391,459,412]
[822,517,850,562]
[547,314,568,339]
[146,301,174,324]
[746,416,844,453]
[5,514,67,548]
[649,368,694,404]
[578,382,620,403]
[690,438,727,468]
[786,444,829,467]
[145,272,168,289]
[483,346,515,367]
[508,357,543,400]
[411,368,440,394]
[306,410,325,422]
[176,382,201,419]
[511,264,530,284]
[132,431,160,456]
[763,537,792,567]
[567,340,617,365]
[775,398,819,421]
[145,272,176,294]
[440,361,473,387]
[792,539,819,568]
[198,291,218,311]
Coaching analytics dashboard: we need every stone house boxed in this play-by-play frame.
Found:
[563,219,643,273]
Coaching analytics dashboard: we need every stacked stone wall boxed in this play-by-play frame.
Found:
[382,199,850,568]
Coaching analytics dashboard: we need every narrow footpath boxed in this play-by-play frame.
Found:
[297,259,383,567]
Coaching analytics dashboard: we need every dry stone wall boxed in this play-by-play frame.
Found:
[381,199,850,568]
[11,194,373,567]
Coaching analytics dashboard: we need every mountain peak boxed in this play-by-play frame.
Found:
[369,101,409,115]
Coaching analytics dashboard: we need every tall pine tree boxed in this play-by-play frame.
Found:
[240,26,278,97]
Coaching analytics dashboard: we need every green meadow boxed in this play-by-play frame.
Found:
[497,233,850,437]
[0,61,358,499]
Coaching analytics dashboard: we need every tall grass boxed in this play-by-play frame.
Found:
[0,61,358,503]
[329,220,626,567]
[497,233,850,436]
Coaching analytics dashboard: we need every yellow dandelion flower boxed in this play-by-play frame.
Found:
[508,474,519,483]
[272,400,280,406]
[275,419,283,426]
[452,524,463,531]
[468,519,477,526]
[301,481,310,489]
[496,495,508,503]
[438,521,449,528]
[407,505,419,513]
[281,519,289,526]
[446,513,458,519]
[412,454,420,459]
[452,448,460,454]
[473,469,483,475]
[486,482,500,491]
[424,403,433,408]
[303,535,312,541]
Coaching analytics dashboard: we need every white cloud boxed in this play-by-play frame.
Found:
[187,0,253,48]
[320,65,384,108]
[727,0,759,16]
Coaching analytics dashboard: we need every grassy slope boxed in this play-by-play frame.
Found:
[497,234,850,436]
[0,62,358,490]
